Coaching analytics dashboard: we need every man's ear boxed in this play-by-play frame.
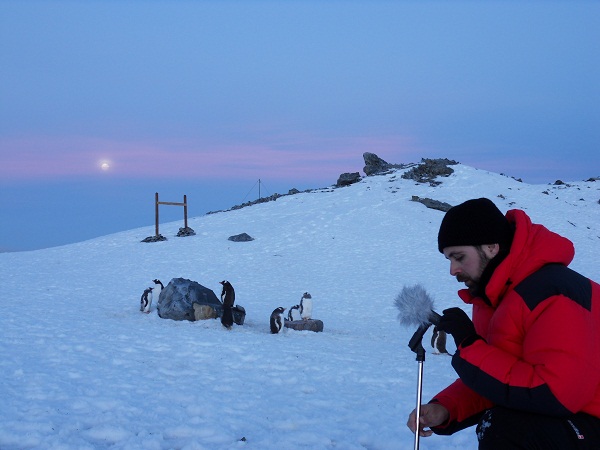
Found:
[483,243,500,258]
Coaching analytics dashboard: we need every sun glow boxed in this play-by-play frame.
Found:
[99,160,111,171]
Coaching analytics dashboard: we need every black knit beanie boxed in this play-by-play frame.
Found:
[437,198,513,253]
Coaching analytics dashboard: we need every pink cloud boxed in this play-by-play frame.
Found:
[0,134,422,181]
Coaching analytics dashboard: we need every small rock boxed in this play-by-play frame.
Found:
[176,226,196,237]
[228,233,254,242]
[141,234,168,243]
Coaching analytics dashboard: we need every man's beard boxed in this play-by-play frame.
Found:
[456,273,478,294]
[456,250,493,295]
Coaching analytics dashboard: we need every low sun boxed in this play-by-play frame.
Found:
[100,161,110,171]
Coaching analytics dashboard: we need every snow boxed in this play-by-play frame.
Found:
[1,164,598,450]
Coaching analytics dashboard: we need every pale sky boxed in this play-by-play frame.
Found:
[1,0,598,251]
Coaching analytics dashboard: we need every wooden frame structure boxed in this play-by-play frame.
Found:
[155,192,188,237]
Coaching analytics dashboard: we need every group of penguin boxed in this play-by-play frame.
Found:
[139,278,235,325]
[140,279,313,334]
[269,292,313,334]
[139,279,164,314]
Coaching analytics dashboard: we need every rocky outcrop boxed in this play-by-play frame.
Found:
[207,155,461,216]
[401,158,458,185]
[363,152,391,176]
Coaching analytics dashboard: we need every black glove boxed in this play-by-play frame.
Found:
[437,307,480,348]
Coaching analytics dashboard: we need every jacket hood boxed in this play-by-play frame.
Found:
[459,209,575,307]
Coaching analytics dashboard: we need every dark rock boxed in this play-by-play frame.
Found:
[232,305,246,325]
[141,234,168,243]
[157,278,222,321]
[228,233,254,242]
[176,226,196,237]
[284,319,324,332]
[411,196,453,212]
[336,172,361,187]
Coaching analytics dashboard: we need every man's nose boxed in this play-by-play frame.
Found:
[450,261,461,276]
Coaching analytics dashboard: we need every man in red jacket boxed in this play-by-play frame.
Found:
[407,198,600,449]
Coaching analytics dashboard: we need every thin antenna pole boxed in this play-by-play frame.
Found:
[258,178,261,200]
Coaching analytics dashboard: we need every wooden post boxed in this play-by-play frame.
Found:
[183,195,188,229]
[155,192,160,237]
[155,193,188,235]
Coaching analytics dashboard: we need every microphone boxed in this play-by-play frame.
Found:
[395,285,444,449]
[394,284,441,327]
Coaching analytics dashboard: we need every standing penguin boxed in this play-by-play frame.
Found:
[287,304,301,321]
[152,279,164,300]
[299,292,313,320]
[270,307,286,334]
[219,280,235,329]
[140,287,153,313]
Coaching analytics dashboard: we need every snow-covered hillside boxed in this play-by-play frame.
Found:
[1,164,599,450]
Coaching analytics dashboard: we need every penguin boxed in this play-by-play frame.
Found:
[140,287,153,313]
[431,327,449,355]
[299,292,313,320]
[270,307,286,334]
[152,279,164,300]
[219,280,235,329]
[287,304,301,322]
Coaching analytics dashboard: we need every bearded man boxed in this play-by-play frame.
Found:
[407,198,600,449]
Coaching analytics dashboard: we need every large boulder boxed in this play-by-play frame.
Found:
[157,278,222,321]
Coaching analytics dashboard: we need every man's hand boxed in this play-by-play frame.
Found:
[437,307,479,348]
[407,403,450,437]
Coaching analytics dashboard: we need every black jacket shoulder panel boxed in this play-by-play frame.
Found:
[513,264,592,312]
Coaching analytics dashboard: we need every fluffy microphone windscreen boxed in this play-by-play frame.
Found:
[394,284,435,327]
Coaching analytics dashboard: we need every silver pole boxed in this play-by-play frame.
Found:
[407,323,429,450]
[414,360,424,450]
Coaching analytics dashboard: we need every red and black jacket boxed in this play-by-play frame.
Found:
[432,209,600,435]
